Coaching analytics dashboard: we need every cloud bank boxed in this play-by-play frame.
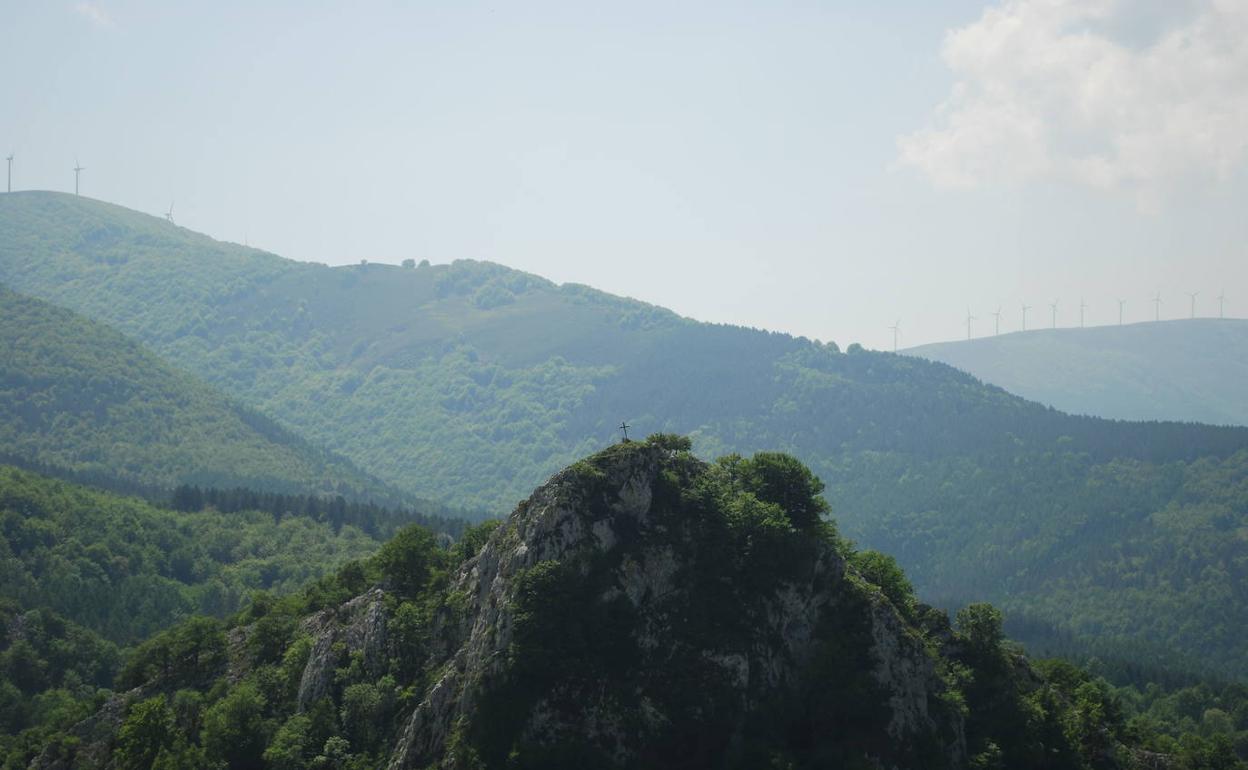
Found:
[898,0,1248,197]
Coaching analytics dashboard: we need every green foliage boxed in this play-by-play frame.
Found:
[118,617,226,690]
[8,192,1248,676]
[202,681,270,769]
[449,519,502,566]
[957,603,1006,657]
[8,441,1245,768]
[0,283,393,499]
[8,192,1248,678]
[850,550,915,617]
[734,451,830,530]
[115,696,179,770]
[0,465,382,645]
[0,464,412,768]
[374,524,438,598]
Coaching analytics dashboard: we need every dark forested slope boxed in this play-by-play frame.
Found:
[0,284,397,498]
[5,191,1248,677]
[906,319,1248,426]
[13,439,1176,770]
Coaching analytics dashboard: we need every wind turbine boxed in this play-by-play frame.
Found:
[1079,297,1087,328]
[5,154,11,193]
[165,201,175,224]
[888,320,901,353]
[1218,291,1226,319]
[73,159,85,195]
[965,308,976,340]
[992,306,1002,336]
[1152,291,1162,322]
[1049,299,1059,329]
[1187,291,1199,319]
[1117,298,1126,326]
[1021,303,1032,332]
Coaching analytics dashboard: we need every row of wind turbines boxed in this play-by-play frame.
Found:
[3,154,178,224]
[888,291,1231,352]
[2,154,85,195]
[4,154,89,197]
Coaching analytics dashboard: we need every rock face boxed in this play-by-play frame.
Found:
[296,588,389,710]
[389,441,966,769]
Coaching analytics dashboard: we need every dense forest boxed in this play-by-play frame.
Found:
[4,191,1248,678]
[0,284,400,502]
[0,462,474,766]
[907,319,1248,427]
[7,439,1246,770]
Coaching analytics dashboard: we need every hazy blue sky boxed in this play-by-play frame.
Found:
[4,1,1246,349]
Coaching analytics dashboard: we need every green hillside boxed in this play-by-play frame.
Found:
[906,320,1248,426]
[12,440,1235,770]
[0,463,412,759]
[5,191,1248,677]
[0,283,397,498]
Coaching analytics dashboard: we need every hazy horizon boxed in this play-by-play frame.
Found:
[4,1,1246,349]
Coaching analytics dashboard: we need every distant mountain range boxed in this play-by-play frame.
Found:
[4,191,1248,677]
[906,320,1248,426]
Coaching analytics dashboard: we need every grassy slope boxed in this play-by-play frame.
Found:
[5,191,1248,675]
[0,283,397,498]
[906,320,1248,426]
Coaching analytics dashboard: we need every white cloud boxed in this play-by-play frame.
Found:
[74,2,114,27]
[898,0,1248,199]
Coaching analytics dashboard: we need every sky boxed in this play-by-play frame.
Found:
[3,0,1247,350]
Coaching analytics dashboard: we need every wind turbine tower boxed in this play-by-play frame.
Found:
[1021,303,1031,332]
[73,159,85,196]
[165,201,175,224]
[1187,291,1199,319]
[1117,298,1126,326]
[1153,291,1162,322]
[966,309,976,341]
[1218,291,1226,319]
[888,320,901,353]
[1049,299,1059,329]
[1079,297,1087,328]
[5,154,11,193]
[992,307,1002,336]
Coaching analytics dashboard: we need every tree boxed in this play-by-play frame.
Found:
[401,259,416,269]
[202,682,268,769]
[850,550,915,616]
[264,714,314,770]
[374,524,438,597]
[956,603,1005,655]
[115,696,178,770]
[738,452,829,530]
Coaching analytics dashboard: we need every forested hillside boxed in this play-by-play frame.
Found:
[14,439,1233,770]
[906,320,1248,426]
[0,285,400,499]
[0,462,472,759]
[4,191,1248,678]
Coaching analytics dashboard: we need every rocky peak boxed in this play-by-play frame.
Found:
[389,438,966,768]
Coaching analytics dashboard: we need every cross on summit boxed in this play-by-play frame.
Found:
[619,421,630,442]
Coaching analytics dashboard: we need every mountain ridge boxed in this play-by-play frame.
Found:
[5,191,1248,678]
[906,318,1248,426]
